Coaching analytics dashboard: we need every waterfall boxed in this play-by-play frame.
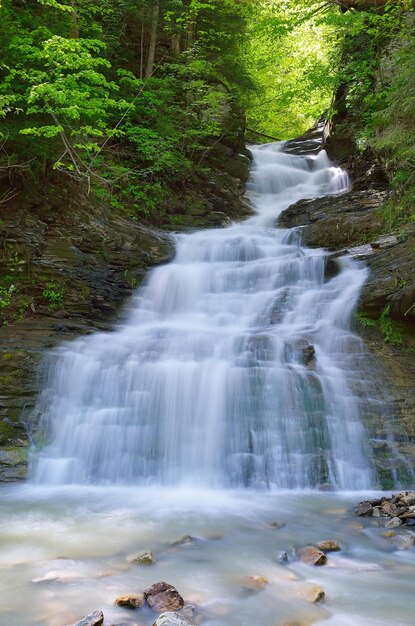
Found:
[32,141,377,489]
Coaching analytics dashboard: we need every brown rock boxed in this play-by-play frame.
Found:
[114,595,144,609]
[317,540,341,552]
[144,582,184,612]
[298,546,327,566]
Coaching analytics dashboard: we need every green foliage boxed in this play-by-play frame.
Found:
[42,281,65,310]
[379,304,404,345]
[244,1,342,139]
[355,311,377,328]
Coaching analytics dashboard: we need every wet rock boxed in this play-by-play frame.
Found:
[114,595,144,609]
[299,583,325,603]
[277,189,387,250]
[298,546,327,566]
[153,612,193,626]
[385,517,402,529]
[144,582,184,612]
[73,611,104,626]
[131,551,156,565]
[317,540,341,552]
[355,501,373,516]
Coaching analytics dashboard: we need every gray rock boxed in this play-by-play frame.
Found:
[153,612,192,626]
[73,610,104,626]
[278,551,289,563]
[355,501,373,516]
[385,517,402,528]
[392,534,415,550]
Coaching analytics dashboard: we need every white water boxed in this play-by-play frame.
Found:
[1,142,415,626]
[32,143,375,490]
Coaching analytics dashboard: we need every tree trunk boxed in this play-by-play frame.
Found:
[145,0,160,79]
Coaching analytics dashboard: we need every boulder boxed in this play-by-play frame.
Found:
[114,595,144,609]
[152,612,193,626]
[298,546,327,566]
[73,611,104,626]
[144,582,184,612]
[355,501,373,516]
[317,540,341,552]
[131,551,156,565]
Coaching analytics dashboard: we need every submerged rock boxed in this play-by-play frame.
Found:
[144,582,184,612]
[73,611,104,626]
[242,575,269,592]
[299,583,326,603]
[298,546,327,566]
[171,535,197,547]
[131,551,156,565]
[268,520,286,529]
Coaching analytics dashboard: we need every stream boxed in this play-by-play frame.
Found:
[0,141,414,626]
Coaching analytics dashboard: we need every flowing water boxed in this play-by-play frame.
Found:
[1,142,414,626]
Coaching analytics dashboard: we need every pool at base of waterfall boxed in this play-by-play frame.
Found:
[0,485,414,626]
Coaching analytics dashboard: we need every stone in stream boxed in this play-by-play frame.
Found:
[114,595,144,609]
[144,582,184,612]
[171,535,197,547]
[355,501,373,516]
[131,551,156,565]
[298,546,327,566]
[73,611,104,626]
[152,612,193,626]
[278,551,289,563]
[400,492,415,507]
[385,517,402,529]
[299,583,326,603]
[316,540,341,552]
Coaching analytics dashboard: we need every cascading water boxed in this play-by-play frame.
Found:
[32,142,376,489]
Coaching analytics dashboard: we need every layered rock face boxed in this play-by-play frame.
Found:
[278,128,415,481]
